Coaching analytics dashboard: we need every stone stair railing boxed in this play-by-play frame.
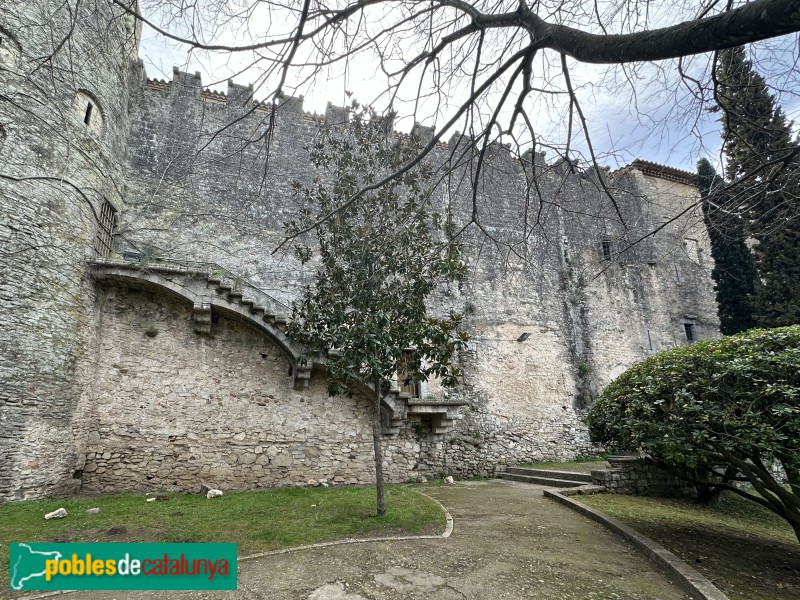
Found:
[88,256,465,436]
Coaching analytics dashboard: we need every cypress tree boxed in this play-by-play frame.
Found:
[716,47,800,327]
[697,158,756,334]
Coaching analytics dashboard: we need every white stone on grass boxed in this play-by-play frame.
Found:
[85,507,100,514]
[45,508,67,519]
[206,489,224,499]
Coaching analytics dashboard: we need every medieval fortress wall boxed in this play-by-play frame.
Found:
[0,0,719,500]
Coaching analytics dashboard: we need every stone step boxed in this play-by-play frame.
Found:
[227,290,243,302]
[498,473,588,488]
[505,467,594,483]
[249,304,265,315]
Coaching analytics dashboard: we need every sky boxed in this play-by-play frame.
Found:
[136,1,800,175]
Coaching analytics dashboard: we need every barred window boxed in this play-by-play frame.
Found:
[600,239,613,261]
[94,200,117,257]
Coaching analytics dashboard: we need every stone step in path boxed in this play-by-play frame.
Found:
[499,466,596,488]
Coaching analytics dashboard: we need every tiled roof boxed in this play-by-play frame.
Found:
[627,159,698,186]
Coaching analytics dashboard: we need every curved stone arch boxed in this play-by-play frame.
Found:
[90,267,309,381]
[89,262,419,432]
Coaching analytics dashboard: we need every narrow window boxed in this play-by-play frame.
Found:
[0,125,6,152]
[72,91,104,135]
[684,323,695,342]
[94,200,117,258]
[601,240,613,261]
[646,329,654,351]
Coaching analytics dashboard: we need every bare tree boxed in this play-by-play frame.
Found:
[115,0,800,242]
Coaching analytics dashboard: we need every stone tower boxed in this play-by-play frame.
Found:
[0,0,138,499]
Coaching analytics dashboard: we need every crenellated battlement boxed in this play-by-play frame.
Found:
[138,67,674,185]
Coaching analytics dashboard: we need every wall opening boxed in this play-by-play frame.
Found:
[601,240,613,261]
[0,28,21,66]
[0,124,6,152]
[94,200,117,258]
[399,377,421,398]
[684,323,695,342]
[72,90,104,136]
[684,238,700,262]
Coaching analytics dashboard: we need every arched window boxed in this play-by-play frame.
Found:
[72,90,104,136]
[0,27,21,67]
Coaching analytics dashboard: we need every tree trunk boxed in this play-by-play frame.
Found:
[693,465,737,506]
[790,517,800,544]
[372,377,386,517]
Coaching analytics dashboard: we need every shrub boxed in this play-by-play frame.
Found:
[586,325,800,542]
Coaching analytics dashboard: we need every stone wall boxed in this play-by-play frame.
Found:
[78,283,430,493]
[0,0,138,500]
[1,0,722,499]
[591,458,694,496]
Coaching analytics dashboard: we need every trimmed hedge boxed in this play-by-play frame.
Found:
[587,325,800,541]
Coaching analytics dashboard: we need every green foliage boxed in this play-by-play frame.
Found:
[587,326,800,541]
[697,158,756,334]
[577,361,592,378]
[283,105,468,516]
[284,105,469,397]
[716,47,800,328]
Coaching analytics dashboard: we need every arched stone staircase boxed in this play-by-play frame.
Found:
[88,257,464,435]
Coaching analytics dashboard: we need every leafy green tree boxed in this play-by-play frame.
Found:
[587,326,800,542]
[697,158,756,334]
[716,46,800,327]
[284,107,469,516]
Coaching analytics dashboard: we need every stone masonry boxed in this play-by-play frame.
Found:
[591,457,695,497]
[0,0,720,499]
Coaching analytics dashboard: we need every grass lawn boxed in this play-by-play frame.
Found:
[0,485,444,595]
[579,492,800,600]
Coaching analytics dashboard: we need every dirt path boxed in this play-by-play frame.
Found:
[26,480,691,599]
